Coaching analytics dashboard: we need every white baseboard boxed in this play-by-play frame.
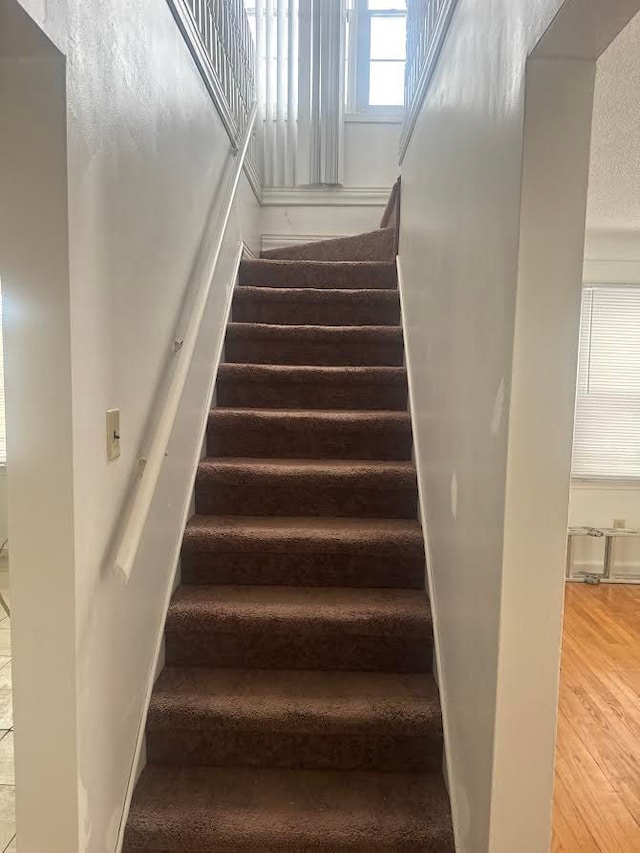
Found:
[261,186,391,207]
[396,255,461,851]
[568,577,640,584]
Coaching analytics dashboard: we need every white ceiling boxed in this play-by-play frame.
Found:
[587,10,640,232]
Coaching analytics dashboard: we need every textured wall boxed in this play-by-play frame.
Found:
[588,10,640,231]
[3,0,259,850]
[399,0,639,850]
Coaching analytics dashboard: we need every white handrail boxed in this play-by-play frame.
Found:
[114,104,257,582]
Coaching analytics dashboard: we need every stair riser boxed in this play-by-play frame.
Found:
[225,336,404,367]
[207,422,412,460]
[125,834,452,853]
[165,632,432,672]
[260,227,396,263]
[239,265,397,290]
[216,379,408,410]
[195,484,418,519]
[125,840,452,853]
[232,296,400,326]
[146,730,442,774]
[124,846,448,853]
[181,552,425,589]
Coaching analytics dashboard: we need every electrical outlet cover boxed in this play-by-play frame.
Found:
[107,409,121,461]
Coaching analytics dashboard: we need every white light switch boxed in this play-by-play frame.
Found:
[107,409,121,461]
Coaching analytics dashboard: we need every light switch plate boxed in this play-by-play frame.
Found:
[106,409,121,462]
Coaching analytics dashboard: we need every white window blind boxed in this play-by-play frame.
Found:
[571,285,640,480]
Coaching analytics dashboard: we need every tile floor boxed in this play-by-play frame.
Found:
[0,571,15,853]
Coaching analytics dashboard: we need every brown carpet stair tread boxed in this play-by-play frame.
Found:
[124,765,454,852]
[260,226,396,262]
[234,286,401,304]
[217,363,408,385]
[148,666,441,735]
[183,514,424,556]
[180,515,427,588]
[197,457,417,485]
[216,363,409,410]
[208,407,411,425]
[166,584,432,638]
[227,321,402,340]
[207,408,413,460]
[232,286,401,326]
[239,258,398,289]
[195,458,418,518]
[225,323,404,368]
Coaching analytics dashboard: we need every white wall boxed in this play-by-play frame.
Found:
[259,120,401,247]
[398,0,640,850]
[489,55,595,852]
[343,120,402,187]
[569,483,640,576]
[1,17,81,850]
[1,1,259,851]
[0,470,7,549]
[260,187,391,250]
[568,10,640,576]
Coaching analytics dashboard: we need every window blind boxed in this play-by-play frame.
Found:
[571,285,640,479]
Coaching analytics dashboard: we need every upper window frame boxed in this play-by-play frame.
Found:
[346,0,406,119]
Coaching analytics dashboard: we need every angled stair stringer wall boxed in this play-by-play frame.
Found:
[123,244,455,851]
[397,254,460,851]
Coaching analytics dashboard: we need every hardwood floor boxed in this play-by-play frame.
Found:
[552,584,640,852]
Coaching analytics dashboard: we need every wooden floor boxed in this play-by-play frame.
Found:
[552,583,640,851]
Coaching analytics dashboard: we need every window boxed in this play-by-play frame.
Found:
[572,285,640,480]
[346,0,407,115]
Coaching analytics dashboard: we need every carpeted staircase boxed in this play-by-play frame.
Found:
[123,208,454,850]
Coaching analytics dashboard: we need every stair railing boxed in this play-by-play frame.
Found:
[168,0,260,172]
[400,0,458,161]
[114,0,259,581]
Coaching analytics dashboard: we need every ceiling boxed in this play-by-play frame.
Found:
[587,10,640,232]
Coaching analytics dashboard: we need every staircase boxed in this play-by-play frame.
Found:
[123,252,454,851]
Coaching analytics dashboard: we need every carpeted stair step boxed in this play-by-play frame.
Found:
[225,323,404,366]
[206,408,412,460]
[232,286,401,326]
[195,458,418,518]
[181,515,426,588]
[164,585,433,671]
[145,667,443,773]
[216,363,408,410]
[123,765,454,852]
[239,258,397,289]
[260,227,397,262]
